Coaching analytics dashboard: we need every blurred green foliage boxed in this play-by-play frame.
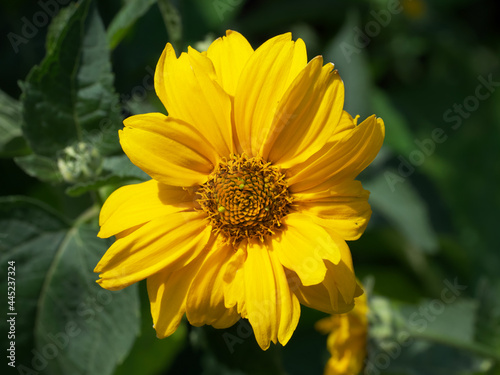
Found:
[1,0,499,374]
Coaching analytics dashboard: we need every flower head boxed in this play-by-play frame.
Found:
[94,30,384,350]
[316,292,369,375]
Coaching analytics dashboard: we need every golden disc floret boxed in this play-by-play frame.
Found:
[197,154,292,244]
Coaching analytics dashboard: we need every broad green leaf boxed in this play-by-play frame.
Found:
[14,153,63,183]
[65,155,149,197]
[1,197,70,371]
[365,170,438,253]
[21,0,122,158]
[45,2,78,53]
[107,0,158,50]
[324,10,373,119]
[65,174,130,197]
[0,89,29,157]
[0,197,139,375]
[400,297,478,343]
[102,154,149,180]
[368,296,496,375]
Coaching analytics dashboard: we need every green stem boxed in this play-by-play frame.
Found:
[91,190,104,208]
[73,205,99,227]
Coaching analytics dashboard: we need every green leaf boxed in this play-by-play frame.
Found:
[368,296,497,375]
[14,153,63,183]
[401,298,478,343]
[0,197,139,375]
[45,2,79,53]
[102,154,149,180]
[324,10,373,119]
[65,154,149,197]
[158,0,183,52]
[0,89,29,157]
[21,0,122,158]
[365,170,438,253]
[107,0,158,50]
[65,174,145,197]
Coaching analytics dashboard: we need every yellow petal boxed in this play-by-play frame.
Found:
[114,224,144,239]
[186,242,240,328]
[286,268,338,315]
[288,115,385,192]
[147,257,201,338]
[242,239,300,349]
[289,110,356,180]
[288,268,355,315]
[273,214,342,286]
[286,229,358,314]
[154,43,233,156]
[294,180,372,241]
[271,248,301,345]
[94,211,211,290]
[223,241,248,316]
[334,110,358,136]
[120,114,215,186]
[286,37,308,88]
[264,57,344,167]
[291,172,365,201]
[242,240,277,349]
[211,308,241,329]
[322,231,358,307]
[207,30,254,96]
[234,33,307,156]
[324,261,357,312]
[301,220,358,307]
[98,180,196,238]
[316,287,368,375]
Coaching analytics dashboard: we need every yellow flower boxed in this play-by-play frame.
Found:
[94,30,384,350]
[316,292,369,375]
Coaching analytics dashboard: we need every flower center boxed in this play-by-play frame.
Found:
[197,154,292,244]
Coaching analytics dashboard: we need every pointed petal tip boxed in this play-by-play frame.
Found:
[376,116,386,136]
[226,29,240,37]
[93,263,102,273]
